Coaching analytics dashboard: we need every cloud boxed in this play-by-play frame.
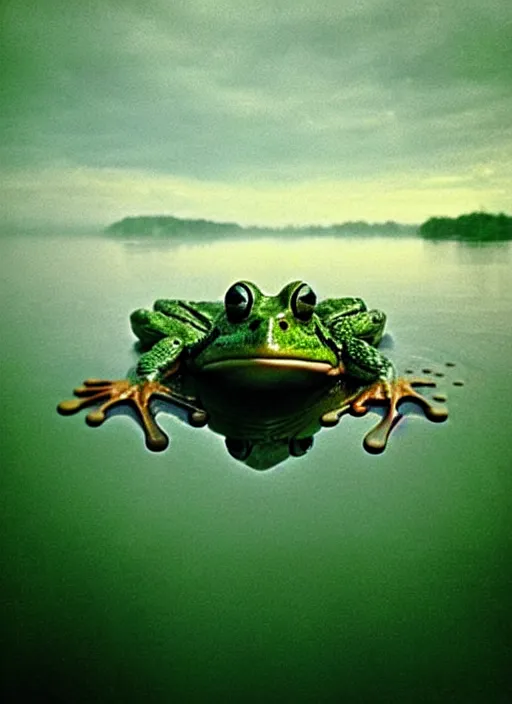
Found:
[1,0,511,224]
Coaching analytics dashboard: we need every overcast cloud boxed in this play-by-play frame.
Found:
[1,0,511,227]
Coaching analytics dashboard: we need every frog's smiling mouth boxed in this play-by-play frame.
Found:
[200,357,345,376]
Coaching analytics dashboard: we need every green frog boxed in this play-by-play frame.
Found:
[58,281,447,453]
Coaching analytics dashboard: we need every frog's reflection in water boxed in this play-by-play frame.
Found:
[196,376,345,471]
[225,436,313,471]
[182,373,447,469]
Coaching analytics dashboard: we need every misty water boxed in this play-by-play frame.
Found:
[3,232,511,701]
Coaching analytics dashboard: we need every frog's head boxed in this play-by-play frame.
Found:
[191,281,344,387]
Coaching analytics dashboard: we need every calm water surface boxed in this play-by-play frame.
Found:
[2,232,511,701]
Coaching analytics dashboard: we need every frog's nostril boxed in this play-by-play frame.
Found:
[249,319,261,332]
[279,320,289,331]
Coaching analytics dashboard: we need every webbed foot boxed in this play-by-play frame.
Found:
[57,378,208,451]
[321,377,448,454]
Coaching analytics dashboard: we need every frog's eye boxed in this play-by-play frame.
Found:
[225,282,253,322]
[291,283,317,322]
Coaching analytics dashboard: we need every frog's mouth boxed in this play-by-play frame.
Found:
[199,357,345,377]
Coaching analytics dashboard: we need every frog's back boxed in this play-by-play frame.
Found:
[154,299,223,329]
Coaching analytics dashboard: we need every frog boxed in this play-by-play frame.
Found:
[58,280,447,453]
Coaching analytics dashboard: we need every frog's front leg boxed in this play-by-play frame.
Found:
[130,309,176,347]
[57,337,207,452]
[321,338,448,453]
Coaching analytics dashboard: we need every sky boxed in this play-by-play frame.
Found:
[1,0,511,228]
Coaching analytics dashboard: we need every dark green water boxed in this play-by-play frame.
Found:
[2,233,511,702]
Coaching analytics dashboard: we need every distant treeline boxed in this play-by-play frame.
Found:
[419,212,512,242]
[105,215,413,238]
[106,211,512,241]
[106,215,243,238]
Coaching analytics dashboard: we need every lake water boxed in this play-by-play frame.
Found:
[2,232,511,702]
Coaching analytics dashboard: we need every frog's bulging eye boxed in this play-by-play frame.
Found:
[225,282,253,322]
[291,283,317,322]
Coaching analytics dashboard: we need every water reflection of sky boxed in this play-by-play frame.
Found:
[115,235,512,311]
[2,232,511,701]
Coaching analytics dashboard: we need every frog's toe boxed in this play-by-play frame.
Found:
[58,379,128,416]
[57,398,91,415]
[405,377,449,422]
[58,377,206,452]
[134,404,170,451]
[320,400,353,427]
[85,409,107,426]
[321,376,448,453]
[357,376,448,453]
[363,413,403,454]
[350,399,372,416]
[83,392,131,426]
[58,378,171,450]
[57,384,116,415]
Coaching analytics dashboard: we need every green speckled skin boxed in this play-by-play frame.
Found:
[129,302,222,380]
[129,281,392,383]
